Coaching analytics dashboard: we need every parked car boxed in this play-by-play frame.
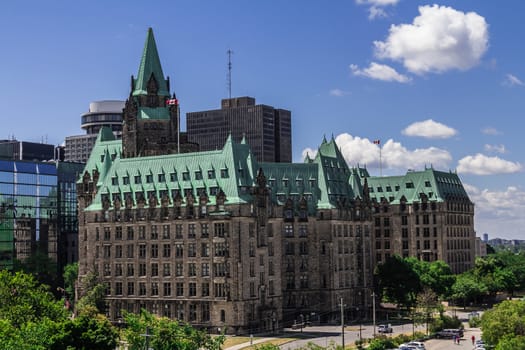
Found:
[398,346,417,350]
[405,341,425,350]
[434,328,463,339]
[378,324,393,333]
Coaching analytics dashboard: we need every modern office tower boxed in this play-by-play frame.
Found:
[64,100,125,163]
[0,139,60,161]
[187,97,292,163]
[76,29,373,333]
[362,167,476,273]
[0,160,83,278]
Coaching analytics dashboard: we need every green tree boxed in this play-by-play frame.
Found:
[123,309,225,350]
[496,335,525,350]
[481,300,525,346]
[63,262,78,300]
[75,271,107,315]
[375,255,421,309]
[450,272,486,307]
[0,270,67,327]
[408,259,455,299]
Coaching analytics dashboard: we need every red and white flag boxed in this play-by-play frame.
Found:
[373,139,381,145]
[166,98,179,105]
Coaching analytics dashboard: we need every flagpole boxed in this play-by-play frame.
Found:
[379,146,382,177]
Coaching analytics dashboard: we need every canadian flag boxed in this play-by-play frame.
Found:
[373,139,381,145]
[166,98,179,105]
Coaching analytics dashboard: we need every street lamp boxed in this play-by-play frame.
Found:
[372,291,376,337]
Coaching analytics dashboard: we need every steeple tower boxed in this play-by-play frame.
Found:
[122,28,181,158]
[133,28,170,98]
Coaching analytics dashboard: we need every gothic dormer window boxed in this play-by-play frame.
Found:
[284,198,294,222]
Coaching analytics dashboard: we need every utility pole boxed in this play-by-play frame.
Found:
[340,298,345,349]
[372,291,376,337]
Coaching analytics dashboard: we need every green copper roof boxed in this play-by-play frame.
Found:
[133,28,169,97]
[139,107,170,120]
[365,167,471,204]
[81,131,363,212]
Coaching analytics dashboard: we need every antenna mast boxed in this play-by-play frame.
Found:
[227,49,233,99]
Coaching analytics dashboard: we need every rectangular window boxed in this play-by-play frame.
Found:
[175,244,183,258]
[163,282,171,296]
[139,244,146,258]
[127,263,134,276]
[115,282,123,295]
[139,282,146,296]
[188,263,197,277]
[176,283,184,296]
[201,263,210,276]
[284,224,293,237]
[202,283,210,297]
[151,244,159,258]
[151,263,158,276]
[138,226,146,239]
[127,226,134,240]
[170,172,177,182]
[162,225,170,239]
[128,282,135,295]
[176,262,183,276]
[201,223,209,238]
[134,175,141,184]
[151,282,159,296]
[115,227,122,240]
[201,243,209,257]
[158,173,165,182]
[208,170,215,179]
[151,225,158,239]
[146,175,153,183]
[187,243,196,257]
[163,244,171,258]
[163,263,171,276]
[139,263,146,276]
[188,224,196,238]
[189,283,197,297]
[175,224,183,238]
[127,244,134,258]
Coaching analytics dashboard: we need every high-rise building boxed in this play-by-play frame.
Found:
[0,139,61,162]
[187,96,292,163]
[0,159,83,277]
[64,100,125,163]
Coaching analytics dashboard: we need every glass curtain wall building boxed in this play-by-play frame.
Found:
[0,160,82,276]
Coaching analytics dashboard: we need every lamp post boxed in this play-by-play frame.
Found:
[340,297,345,349]
[372,291,376,337]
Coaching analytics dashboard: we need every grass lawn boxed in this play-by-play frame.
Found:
[238,337,298,350]
[223,337,261,348]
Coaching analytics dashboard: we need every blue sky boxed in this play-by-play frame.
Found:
[1,0,524,240]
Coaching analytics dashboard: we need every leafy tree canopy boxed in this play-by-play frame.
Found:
[375,255,421,308]
[481,300,525,346]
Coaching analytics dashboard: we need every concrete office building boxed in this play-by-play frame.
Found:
[0,139,62,162]
[64,100,125,163]
[187,97,292,163]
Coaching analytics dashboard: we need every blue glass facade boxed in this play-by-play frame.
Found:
[0,160,82,273]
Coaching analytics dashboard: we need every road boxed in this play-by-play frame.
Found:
[276,310,482,350]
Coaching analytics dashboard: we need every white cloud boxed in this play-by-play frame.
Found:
[402,119,457,139]
[301,133,452,171]
[481,127,502,135]
[457,154,522,175]
[350,62,411,83]
[329,88,351,97]
[484,144,506,154]
[465,184,525,239]
[374,5,489,74]
[503,73,524,87]
[356,0,400,20]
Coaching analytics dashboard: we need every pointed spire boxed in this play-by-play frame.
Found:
[133,28,170,97]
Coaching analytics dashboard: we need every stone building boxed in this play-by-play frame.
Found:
[363,168,475,273]
[76,27,475,335]
[77,130,375,333]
